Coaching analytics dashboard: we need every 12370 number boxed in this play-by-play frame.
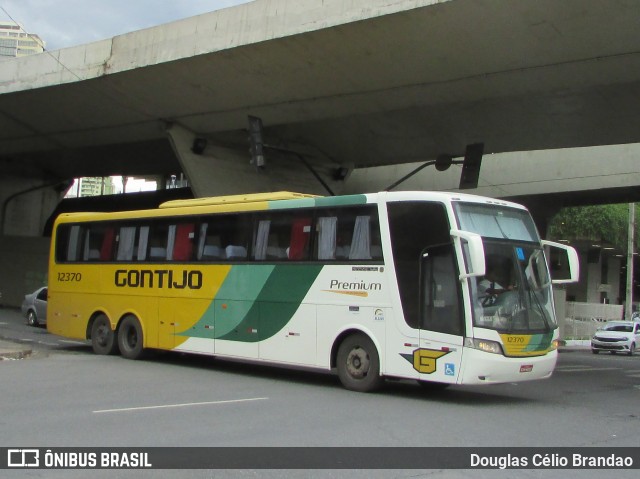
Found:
[57,272,82,282]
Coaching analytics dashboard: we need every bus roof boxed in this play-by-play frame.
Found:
[159,191,318,209]
[53,190,529,224]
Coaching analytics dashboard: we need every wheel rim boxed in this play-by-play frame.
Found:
[28,312,35,325]
[95,323,110,347]
[346,346,371,379]
[124,326,138,350]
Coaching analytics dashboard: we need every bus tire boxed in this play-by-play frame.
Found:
[118,315,145,360]
[336,333,384,392]
[91,314,118,355]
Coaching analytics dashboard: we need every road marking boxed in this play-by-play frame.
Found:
[59,339,87,345]
[555,367,618,373]
[93,397,269,414]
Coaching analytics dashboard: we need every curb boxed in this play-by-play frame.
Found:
[0,348,33,360]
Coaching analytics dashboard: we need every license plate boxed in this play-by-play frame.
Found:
[520,364,533,373]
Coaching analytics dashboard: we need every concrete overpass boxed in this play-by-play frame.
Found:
[2,0,640,190]
[1,0,640,305]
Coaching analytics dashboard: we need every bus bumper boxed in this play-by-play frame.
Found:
[459,348,557,385]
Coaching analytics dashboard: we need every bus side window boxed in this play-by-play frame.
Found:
[254,213,311,261]
[79,224,115,262]
[221,214,251,261]
[388,201,453,329]
[197,223,224,261]
[148,222,169,261]
[55,224,83,263]
[66,225,84,262]
[314,206,382,262]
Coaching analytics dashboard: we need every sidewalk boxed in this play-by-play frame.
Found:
[558,340,590,353]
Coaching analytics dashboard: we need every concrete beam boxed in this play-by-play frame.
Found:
[166,123,347,197]
[345,142,640,200]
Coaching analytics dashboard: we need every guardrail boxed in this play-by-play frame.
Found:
[560,302,624,340]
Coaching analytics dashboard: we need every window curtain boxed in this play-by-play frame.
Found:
[100,227,115,261]
[288,218,311,259]
[457,209,536,241]
[317,217,337,260]
[166,225,177,260]
[349,216,371,260]
[197,224,208,260]
[137,226,149,261]
[82,230,91,260]
[116,226,137,261]
[254,220,270,260]
[173,223,195,261]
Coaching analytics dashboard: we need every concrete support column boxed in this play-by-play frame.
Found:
[166,123,346,197]
[0,176,63,237]
[0,176,61,307]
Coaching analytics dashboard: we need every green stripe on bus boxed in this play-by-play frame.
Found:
[268,195,368,210]
[217,264,323,342]
[268,198,317,210]
[180,264,322,342]
[314,195,367,207]
[524,332,554,352]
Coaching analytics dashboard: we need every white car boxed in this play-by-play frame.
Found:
[591,321,640,356]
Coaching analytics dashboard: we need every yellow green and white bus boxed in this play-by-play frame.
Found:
[47,191,578,392]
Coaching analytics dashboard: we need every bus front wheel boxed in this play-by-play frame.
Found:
[91,314,118,355]
[118,316,145,360]
[336,333,384,392]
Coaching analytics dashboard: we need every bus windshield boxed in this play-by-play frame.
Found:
[454,203,555,333]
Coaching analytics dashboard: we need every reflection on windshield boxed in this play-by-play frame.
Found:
[472,242,555,333]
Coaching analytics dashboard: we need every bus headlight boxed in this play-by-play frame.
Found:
[465,338,504,355]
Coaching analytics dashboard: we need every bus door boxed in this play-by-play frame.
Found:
[417,243,464,384]
[387,201,464,383]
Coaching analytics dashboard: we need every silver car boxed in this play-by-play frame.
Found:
[21,287,48,327]
[591,320,640,356]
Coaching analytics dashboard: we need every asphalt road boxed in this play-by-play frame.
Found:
[1,307,639,479]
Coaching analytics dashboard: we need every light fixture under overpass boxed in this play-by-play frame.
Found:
[191,137,208,155]
[384,143,485,191]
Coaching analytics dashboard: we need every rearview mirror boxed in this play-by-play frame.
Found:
[450,229,485,279]
[542,240,580,284]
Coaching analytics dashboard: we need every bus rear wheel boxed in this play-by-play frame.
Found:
[91,314,118,355]
[118,316,145,360]
[336,333,383,392]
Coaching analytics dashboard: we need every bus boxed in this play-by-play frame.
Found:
[47,191,578,392]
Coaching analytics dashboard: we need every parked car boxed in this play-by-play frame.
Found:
[591,320,640,356]
[21,287,47,327]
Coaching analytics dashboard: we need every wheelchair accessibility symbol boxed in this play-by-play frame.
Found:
[444,363,455,376]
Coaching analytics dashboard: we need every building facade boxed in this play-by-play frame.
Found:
[0,21,45,58]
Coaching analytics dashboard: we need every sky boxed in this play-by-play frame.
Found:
[1,0,251,51]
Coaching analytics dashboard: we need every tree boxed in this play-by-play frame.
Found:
[548,204,639,252]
